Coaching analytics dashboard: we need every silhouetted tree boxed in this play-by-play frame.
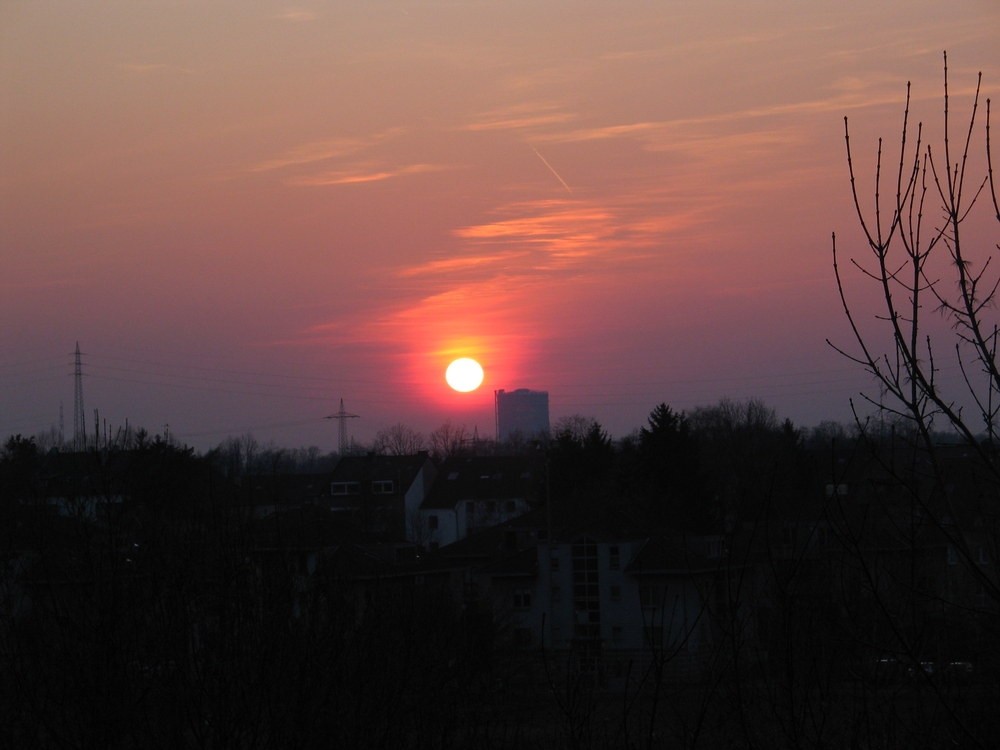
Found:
[635,403,709,530]
[373,422,426,455]
[429,421,468,461]
[0,435,40,504]
[549,415,614,506]
[828,54,1000,748]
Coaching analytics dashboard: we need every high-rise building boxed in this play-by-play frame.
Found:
[495,389,550,441]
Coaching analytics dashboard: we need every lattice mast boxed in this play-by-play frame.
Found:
[325,398,359,454]
[73,342,86,451]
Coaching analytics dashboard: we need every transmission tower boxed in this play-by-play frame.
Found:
[325,398,359,455]
[72,342,86,451]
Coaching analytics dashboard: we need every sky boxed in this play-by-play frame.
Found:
[2,0,999,451]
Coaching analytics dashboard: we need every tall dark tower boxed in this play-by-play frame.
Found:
[495,389,550,441]
[325,398,359,455]
[73,342,86,451]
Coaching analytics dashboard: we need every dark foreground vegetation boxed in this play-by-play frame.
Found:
[2,397,999,749]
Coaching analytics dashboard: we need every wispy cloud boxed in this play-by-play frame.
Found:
[288,163,451,186]
[464,102,574,132]
[465,113,575,131]
[119,63,197,75]
[528,79,919,151]
[397,252,529,278]
[250,129,403,172]
[448,197,692,272]
[273,9,318,22]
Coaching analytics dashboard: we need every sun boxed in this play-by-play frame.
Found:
[446,358,484,392]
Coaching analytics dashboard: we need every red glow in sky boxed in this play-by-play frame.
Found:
[2,1,998,448]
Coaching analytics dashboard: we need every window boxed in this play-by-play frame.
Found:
[448,471,459,480]
[610,585,621,602]
[550,548,560,571]
[514,589,532,609]
[428,515,438,530]
[640,585,664,608]
[331,481,360,495]
[552,586,561,603]
[573,539,601,639]
[609,545,620,570]
[372,480,394,494]
[612,626,623,644]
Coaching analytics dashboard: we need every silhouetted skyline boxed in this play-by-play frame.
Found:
[2,1,998,450]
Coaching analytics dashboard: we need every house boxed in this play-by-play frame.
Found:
[417,455,539,549]
[327,452,436,540]
[244,473,336,518]
[434,506,722,683]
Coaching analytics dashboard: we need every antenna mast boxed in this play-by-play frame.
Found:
[73,342,86,451]
[325,398,359,455]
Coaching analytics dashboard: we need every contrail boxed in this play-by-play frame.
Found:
[531,146,572,194]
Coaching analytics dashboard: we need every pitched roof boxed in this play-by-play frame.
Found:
[245,473,334,506]
[329,453,432,494]
[421,455,539,510]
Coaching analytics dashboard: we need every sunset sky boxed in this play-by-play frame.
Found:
[2,1,998,450]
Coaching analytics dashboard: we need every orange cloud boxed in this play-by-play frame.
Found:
[464,102,575,132]
[288,163,451,186]
[249,129,404,172]
[397,252,529,278]
[450,198,692,271]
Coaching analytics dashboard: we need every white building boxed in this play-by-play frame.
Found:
[437,508,723,683]
[416,456,537,549]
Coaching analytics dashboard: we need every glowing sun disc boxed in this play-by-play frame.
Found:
[446,358,484,392]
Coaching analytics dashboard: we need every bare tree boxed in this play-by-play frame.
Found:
[553,415,600,443]
[831,53,999,458]
[830,53,1000,748]
[373,423,426,455]
[428,421,468,461]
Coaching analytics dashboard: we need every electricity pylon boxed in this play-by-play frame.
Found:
[72,342,86,451]
[325,399,359,455]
